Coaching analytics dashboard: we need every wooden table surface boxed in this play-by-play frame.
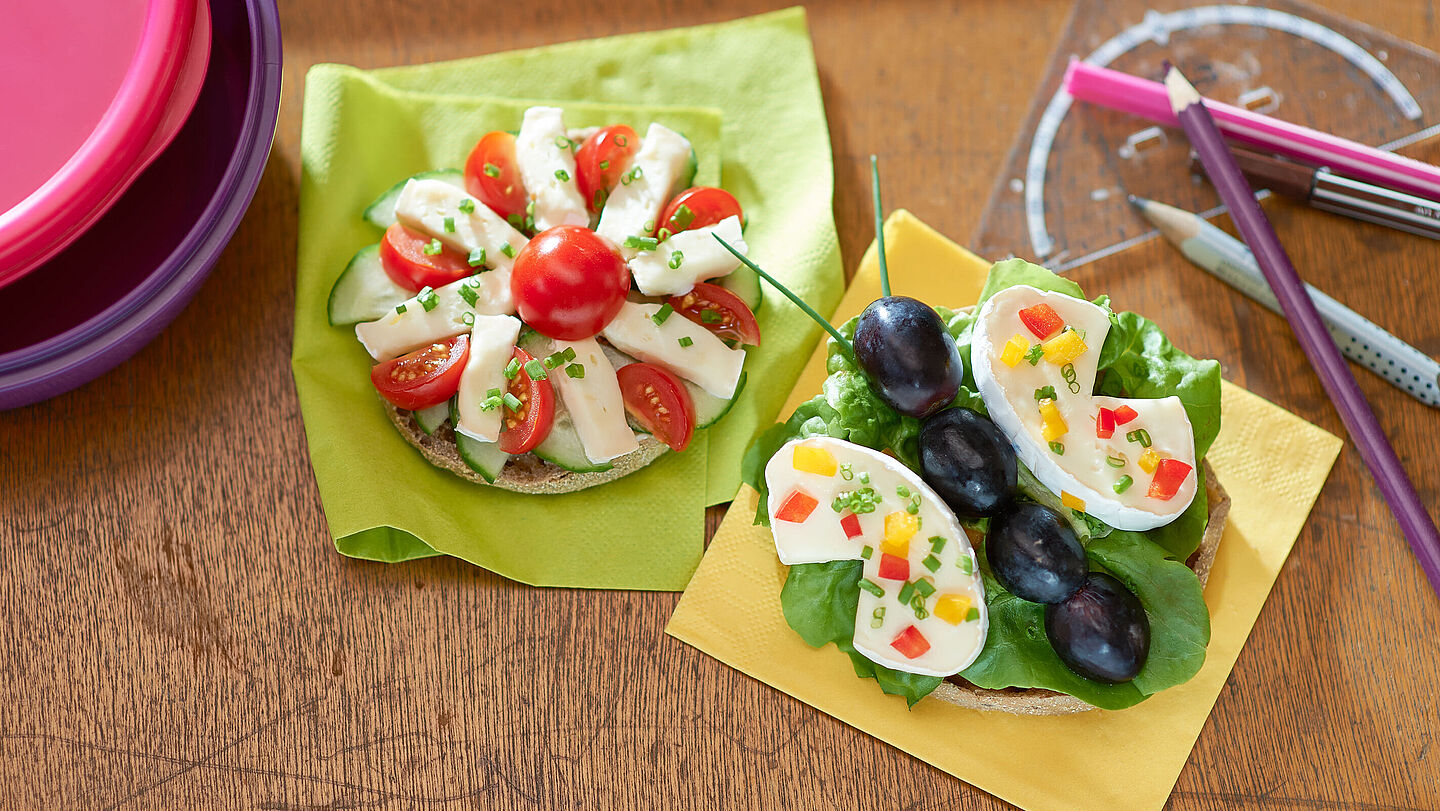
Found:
[3,0,1439,807]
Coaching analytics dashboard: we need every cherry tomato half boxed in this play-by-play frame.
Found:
[370,335,470,411]
[378,223,473,292]
[617,363,696,452]
[498,347,556,454]
[666,282,761,346]
[464,131,527,222]
[575,124,639,213]
[657,187,743,238]
[510,225,630,341]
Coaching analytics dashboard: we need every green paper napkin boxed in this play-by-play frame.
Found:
[294,8,839,590]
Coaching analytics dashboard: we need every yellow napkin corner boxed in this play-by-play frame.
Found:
[666,210,1342,811]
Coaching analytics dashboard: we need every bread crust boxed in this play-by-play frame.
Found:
[929,466,1231,715]
[383,400,669,494]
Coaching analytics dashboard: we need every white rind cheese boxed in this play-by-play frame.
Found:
[356,275,511,361]
[550,337,639,463]
[515,106,589,231]
[394,178,527,280]
[627,216,745,296]
[596,123,692,258]
[765,438,988,677]
[971,285,1198,531]
[454,315,523,442]
[600,301,744,399]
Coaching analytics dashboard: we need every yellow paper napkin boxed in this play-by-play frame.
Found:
[666,210,1342,811]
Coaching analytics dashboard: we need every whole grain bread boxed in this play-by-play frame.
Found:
[383,400,669,494]
[928,465,1230,715]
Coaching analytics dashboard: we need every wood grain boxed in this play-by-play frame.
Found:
[3,0,1439,807]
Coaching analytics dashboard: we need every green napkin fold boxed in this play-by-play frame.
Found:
[294,8,840,590]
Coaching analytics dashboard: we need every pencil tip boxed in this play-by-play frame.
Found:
[1126,194,1144,208]
[1163,63,1201,115]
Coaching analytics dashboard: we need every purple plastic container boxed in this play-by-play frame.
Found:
[0,0,282,409]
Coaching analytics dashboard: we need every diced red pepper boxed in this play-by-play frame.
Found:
[1096,407,1116,439]
[775,490,818,523]
[891,625,931,659]
[1113,405,1139,425]
[1147,458,1194,501]
[1018,303,1065,340]
[878,553,910,581]
[840,512,863,540]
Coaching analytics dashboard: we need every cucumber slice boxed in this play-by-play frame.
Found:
[362,169,465,229]
[327,244,411,326]
[716,263,762,312]
[413,400,450,436]
[454,433,509,483]
[690,371,746,428]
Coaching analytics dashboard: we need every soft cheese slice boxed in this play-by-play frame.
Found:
[971,285,1198,531]
[356,274,510,361]
[596,123,692,258]
[627,216,746,297]
[394,178,527,280]
[453,315,523,442]
[599,300,744,399]
[515,106,588,231]
[550,337,639,464]
[765,437,988,677]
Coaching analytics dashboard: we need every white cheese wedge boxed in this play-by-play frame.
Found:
[394,178,527,281]
[514,106,588,231]
[765,438,988,677]
[595,123,692,258]
[627,216,746,296]
[453,315,523,442]
[355,274,511,361]
[971,285,1198,531]
[549,337,639,464]
[599,301,745,399]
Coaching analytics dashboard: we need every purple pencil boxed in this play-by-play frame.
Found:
[1164,65,1440,597]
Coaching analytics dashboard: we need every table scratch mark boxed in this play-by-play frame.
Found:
[1168,792,1429,811]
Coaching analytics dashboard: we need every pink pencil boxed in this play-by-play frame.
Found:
[1065,60,1440,200]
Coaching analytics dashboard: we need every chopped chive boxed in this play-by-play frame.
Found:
[642,220,656,235]
[467,247,487,268]
[671,204,695,230]
[458,284,479,307]
[1049,441,1064,455]
[554,169,570,182]
[561,347,576,362]
[486,387,501,399]
[657,227,672,241]
[929,535,946,553]
[700,308,722,324]
[913,599,929,620]
[896,485,910,498]
[502,392,523,412]
[858,578,885,598]
[1025,344,1045,365]
[614,134,628,147]
[870,606,885,629]
[422,238,443,256]
[565,363,585,379]
[592,189,607,209]
[417,287,439,312]
[507,213,523,229]
[1126,428,1152,448]
[839,463,854,481]
[458,198,475,214]
[668,250,686,270]
[599,159,610,170]
[1034,385,1057,401]
[677,336,694,348]
[860,544,873,559]
[503,358,521,380]
[443,216,455,233]
[500,242,515,258]
[461,312,474,326]
[1113,475,1134,494]
[906,502,920,515]
[554,135,573,149]
[964,606,980,622]
[624,235,660,251]
[914,578,936,598]
[922,555,941,573]
[524,359,547,380]
[859,472,870,484]
[898,581,916,604]
[651,303,674,325]
[959,556,974,575]
[395,303,407,314]
[1107,454,1127,468]
[543,352,564,369]
[483,162,501,178]
[630,166,644,180]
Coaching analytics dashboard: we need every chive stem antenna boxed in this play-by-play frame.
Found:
[871,154,890,298]
[712,235,853,356]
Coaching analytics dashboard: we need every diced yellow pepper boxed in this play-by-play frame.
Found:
[1000,334,1029,368]
[934,593,973,625]
[882,511,919,557]
[1042,329,1088,365]
[1061,491,1086,512]
[792,444,838,477]
[1038,398,1068,441]
[1138,448,1162,474]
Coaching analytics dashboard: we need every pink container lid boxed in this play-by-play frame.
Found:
[0,0,198,288]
